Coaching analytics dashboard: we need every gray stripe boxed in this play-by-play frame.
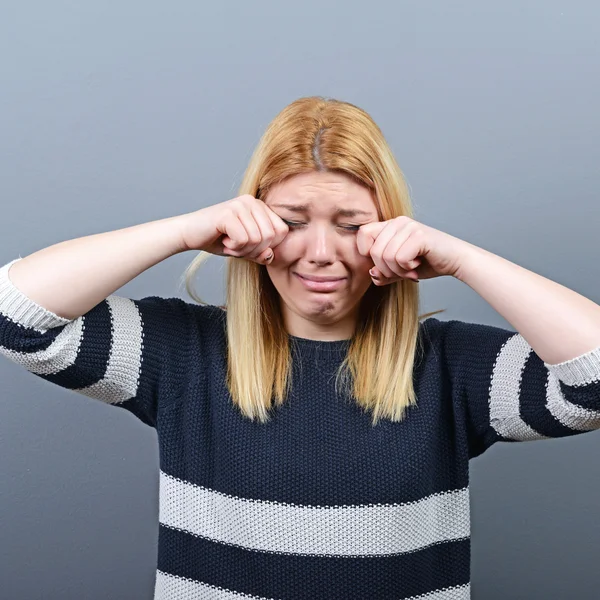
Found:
[158,470,470,557]
[0,291,144,405]
[489,334,548,440]
[547,368,600,431]
[490,333,600,440]
[76,296,144,403]
[154,570,471,600]
[544,344,600,387]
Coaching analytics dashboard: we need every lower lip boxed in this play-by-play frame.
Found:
[294,273,346,292]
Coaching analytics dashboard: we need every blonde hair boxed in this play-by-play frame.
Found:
[182,96,445,426]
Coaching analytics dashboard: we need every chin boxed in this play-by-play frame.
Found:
[294,294,352,319]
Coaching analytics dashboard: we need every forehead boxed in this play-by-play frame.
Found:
[265,171,378,215]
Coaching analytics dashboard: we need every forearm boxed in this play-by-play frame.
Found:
[7,214,189,320]
[456,243,600,365]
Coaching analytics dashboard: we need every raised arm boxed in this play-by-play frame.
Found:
[7,213,189,320]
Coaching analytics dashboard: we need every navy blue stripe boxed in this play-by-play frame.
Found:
[134,296,207,425]
[0,312,63,353]
[440,319,510,458]
[136,297,219,405]
[519,352,582,438]
[157,523,470,600]
[557,379,600,412]
[43,300,113,390]
[0,298,153,425]
[159,328,471,504]
[0,300,113,390]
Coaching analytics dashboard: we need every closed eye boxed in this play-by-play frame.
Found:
[282,219,360,232]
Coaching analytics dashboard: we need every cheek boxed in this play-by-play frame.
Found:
[348,250,375,286]
[271,237,298,264]
[348,247,373,270]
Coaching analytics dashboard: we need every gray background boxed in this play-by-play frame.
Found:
[1,1,599,598]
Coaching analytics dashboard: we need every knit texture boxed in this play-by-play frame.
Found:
[1,256,600,600]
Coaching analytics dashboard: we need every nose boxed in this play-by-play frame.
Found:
[303,223,337,266]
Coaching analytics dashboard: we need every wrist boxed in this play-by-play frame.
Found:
[454,242,487,285]
[164,213,194,254]
[172,207,219,254]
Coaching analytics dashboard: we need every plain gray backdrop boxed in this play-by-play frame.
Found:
[1,1,599,598]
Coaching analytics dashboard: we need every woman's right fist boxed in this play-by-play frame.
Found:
[179,195,290,264]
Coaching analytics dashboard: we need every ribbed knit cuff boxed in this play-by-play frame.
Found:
[0,257,73,332]
[544,345,600,387]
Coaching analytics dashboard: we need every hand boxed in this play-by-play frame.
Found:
[356,216,472,285]
[179,195,289,265]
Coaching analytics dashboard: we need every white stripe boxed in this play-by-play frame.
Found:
[545,341,600,430]
[158,470,470,557]
[0,317,86,375]
[76,296,143,403]
[490,334,600,440]
[0,294,144,405]
[544,344,600,387]
[154,570,471,600]
[546,370,600,431]
[489,334,548,440]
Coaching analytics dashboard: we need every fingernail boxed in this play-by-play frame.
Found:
[265,252,274,264]
[369,268,376,277]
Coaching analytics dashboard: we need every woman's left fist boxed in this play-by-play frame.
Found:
[356,216,472,285]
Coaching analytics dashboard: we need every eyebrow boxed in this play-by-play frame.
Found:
[270,203,374,218]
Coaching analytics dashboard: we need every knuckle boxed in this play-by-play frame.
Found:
[248,233,261,245]
[273,227,287,240]
[229,200,243,213]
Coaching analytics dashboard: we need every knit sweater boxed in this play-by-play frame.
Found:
[1,256,600,600]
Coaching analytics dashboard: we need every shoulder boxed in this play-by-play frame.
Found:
[135,296,225,319]
[131,296,227,341]
[418,316,447,344]
[420,316,513,339]
[419,316,517,369]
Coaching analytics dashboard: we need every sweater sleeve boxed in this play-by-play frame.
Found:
[439,318,600,459]
[0,257,199,428]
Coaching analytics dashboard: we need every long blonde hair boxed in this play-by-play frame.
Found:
[182,96,445,426]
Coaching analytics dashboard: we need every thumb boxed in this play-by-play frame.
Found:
[256,247,274,265]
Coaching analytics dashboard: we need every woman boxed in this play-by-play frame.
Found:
[1,96,599,599]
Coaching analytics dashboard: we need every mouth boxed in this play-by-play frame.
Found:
[294,273,347,292]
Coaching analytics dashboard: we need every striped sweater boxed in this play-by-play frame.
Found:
[1,256,600,600]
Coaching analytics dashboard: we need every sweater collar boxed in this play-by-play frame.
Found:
[288,334,351,356]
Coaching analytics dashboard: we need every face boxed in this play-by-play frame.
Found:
[263,171,380,340]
